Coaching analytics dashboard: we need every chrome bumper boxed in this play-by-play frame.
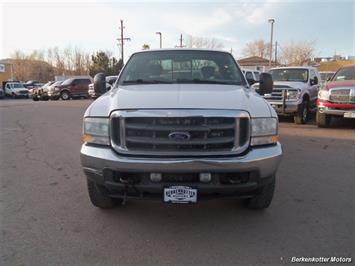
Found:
[318,106,355,116]
[267,101,299,114]
[80,143,282,179]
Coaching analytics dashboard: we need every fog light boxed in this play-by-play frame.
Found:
[150,173,162,182]
[199,173,211,183]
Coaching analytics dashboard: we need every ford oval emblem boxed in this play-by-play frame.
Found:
[168,131,191,141]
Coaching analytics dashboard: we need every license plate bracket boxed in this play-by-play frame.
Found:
[163,186,197,204]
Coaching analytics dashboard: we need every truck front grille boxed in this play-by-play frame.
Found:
[329,88,355,104]
[110,110,250,156]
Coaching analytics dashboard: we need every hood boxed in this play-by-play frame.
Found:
[85,84,273,118]
[272,81,308,90]
[325,80,355,90]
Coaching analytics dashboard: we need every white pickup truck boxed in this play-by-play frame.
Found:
[80,49,282,210]
[4,82,29,98]
[254,66,320,124]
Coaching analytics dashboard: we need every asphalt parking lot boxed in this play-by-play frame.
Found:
[0,99,354,265]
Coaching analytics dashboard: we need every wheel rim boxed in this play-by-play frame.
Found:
[62,93,69,100]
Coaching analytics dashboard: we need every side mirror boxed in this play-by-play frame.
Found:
[94,73,106,95]
[259,72,273,95]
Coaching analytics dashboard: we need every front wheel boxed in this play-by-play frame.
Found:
[60,91,70,100]
[294,100,309,124]
[316,112,331,128]
[244,176,275,210]
[87,179,118,209]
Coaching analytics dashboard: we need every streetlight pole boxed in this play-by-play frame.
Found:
[156,32,162,48]
[268,18,275,68]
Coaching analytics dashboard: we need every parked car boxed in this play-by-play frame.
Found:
[317,65,355,127]
[48,77,92,100]
[32,81,54,101]
[80,49,282,210]
[319,71,335,86]
[242,69,261,85]
[253,66,320,124]
[88,75,118,99]
[23,80,39,89]
[0,87,4,99]
[4,81,29,98]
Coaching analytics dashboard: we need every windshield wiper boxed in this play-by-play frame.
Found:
[122,79,172,85]
[176,78,238,85]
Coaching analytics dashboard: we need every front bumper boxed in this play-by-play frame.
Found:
[80,143,282,199]
[318,100,355,116]
[267,101,299,115]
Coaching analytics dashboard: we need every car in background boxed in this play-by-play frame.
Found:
[88,75,118,99]
[254,66,320,124]
[23,80,39,89]
[317,65,355,127]
[0,87,4,99]
[48,77,92,100]
[32,81,54,101]
[319,71,335,86]
[242,69,260,85]
[4,82,29,98]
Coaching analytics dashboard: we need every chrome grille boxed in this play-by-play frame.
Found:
[329,88,355,104]
[110,110,250,156]
[263,89,284,101]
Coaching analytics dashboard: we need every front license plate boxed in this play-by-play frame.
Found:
[164,186,197,204]
[344,112,355,118]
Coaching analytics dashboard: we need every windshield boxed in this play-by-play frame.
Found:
[118,50,245,86]
[270,68,309,83]
[61,79,73,86]
[320,72,334,81]
[332,67,355,81]
[10,83,25,89]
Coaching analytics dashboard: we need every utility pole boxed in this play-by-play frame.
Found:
[117,20,131,64]
[268,18,275,68]
[176,34,185,48]
[275,41,278,65]
[156,32,162,48]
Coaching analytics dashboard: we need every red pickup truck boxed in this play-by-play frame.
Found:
[317,65,355,127]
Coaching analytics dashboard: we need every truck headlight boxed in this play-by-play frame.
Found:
[82,117,110,145]
[251,118,278,146]
[318,89,330,101]
[287,89,301,100]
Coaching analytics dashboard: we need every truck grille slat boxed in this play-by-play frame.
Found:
[126,136,235,145]
[110,110,250,156]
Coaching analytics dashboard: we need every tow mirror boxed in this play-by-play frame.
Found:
[94,73,106,95]
[259,73,273,95]
[311,76,319,85]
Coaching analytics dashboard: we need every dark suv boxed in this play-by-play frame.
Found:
[48,78,92,100]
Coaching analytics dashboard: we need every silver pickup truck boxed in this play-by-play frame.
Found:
[80,49,282,210]
[253,66,320,124]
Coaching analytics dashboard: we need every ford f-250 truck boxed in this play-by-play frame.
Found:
[80,49,282,210]
[317,64,355,127]
[254,67,320,124]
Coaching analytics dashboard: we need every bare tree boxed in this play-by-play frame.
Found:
[142,44,150,50]
[242,39,270,58]
[185,35,224,49]
[279,41,316,65]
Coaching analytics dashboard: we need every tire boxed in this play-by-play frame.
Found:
[87,179,117,209]
[244,176,275,210]
[60,91,70,100]
[294,100,309,124]
[32,96,39,101]
[316,111,331,128]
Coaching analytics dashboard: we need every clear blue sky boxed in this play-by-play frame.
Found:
[1,0,354,60]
